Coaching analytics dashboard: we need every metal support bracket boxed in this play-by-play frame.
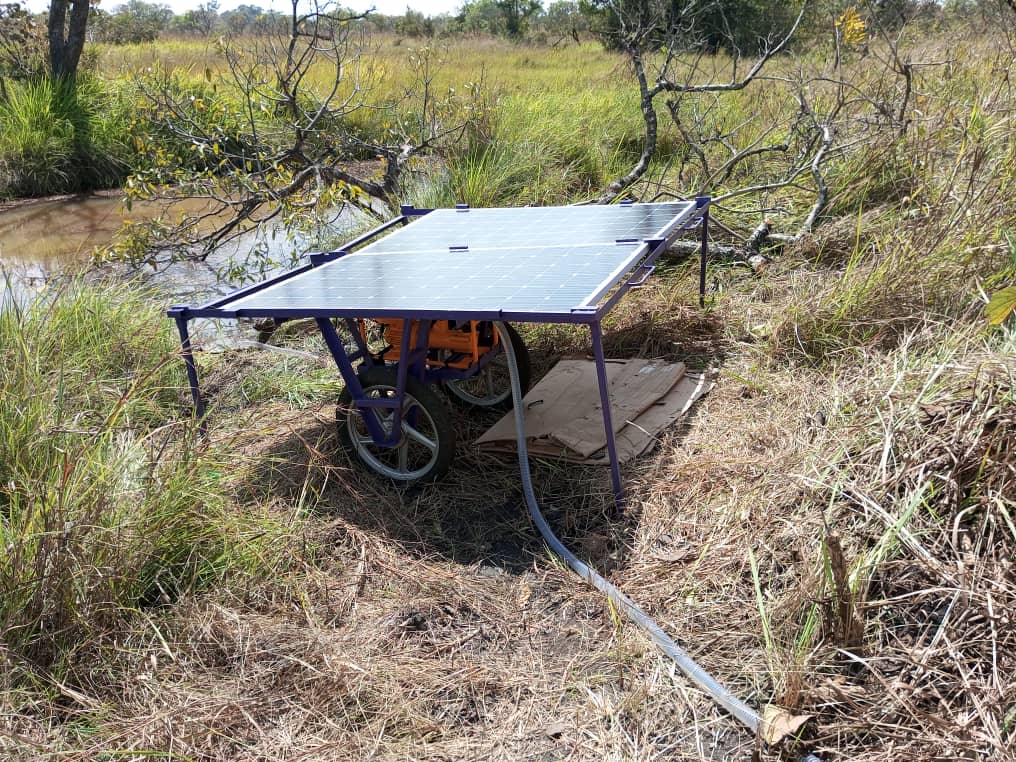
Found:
[696,196,710,308]
[309,250,349,266]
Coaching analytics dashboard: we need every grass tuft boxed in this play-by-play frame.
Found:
[0,280,302,675]
[0,76,130,199]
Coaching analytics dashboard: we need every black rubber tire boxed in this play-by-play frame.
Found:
[337,366,455,483]
[444,322,531,412]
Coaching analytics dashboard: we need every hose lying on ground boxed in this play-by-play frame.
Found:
[493,321,821,762]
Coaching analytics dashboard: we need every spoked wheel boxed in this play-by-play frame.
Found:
[337,366,455,483]
[444,322,531,412]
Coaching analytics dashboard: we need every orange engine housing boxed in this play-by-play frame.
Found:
[359,319,498,369]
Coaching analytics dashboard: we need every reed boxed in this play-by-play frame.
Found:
[0,76,131,198]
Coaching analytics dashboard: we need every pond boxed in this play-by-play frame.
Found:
[0,191,365,321]
[1,193,136,268]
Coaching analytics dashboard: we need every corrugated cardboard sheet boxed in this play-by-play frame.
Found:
[476,359,712,464]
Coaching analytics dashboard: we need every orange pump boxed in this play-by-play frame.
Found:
[359,319,499,369]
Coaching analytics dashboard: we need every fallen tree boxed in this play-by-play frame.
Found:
[592,0,945,265]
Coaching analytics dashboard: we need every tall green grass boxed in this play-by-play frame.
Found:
[0,78,76,197]
[405,83,648,208]
[0,76,131,198]
[0,281,299,674]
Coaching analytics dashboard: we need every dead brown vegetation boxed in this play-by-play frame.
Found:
[3,248,1012,760]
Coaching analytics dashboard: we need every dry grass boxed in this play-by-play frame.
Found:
[4,256,1011,760]
[4,18,1016,762]
[0,390,754,760]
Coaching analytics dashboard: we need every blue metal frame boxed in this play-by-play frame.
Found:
[169,199,711,504]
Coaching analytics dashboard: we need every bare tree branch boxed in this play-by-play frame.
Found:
[593,44,657,204]
[112,0,469,276]
[595,2,811,205]
[650,4,809,97]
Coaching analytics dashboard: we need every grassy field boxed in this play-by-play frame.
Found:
[1,37,641,202]
[2,17,1016,761]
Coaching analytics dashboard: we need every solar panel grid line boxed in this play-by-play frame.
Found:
[565,203,693,301]
[575,201,700,310]
[351,202,695,255]
[222,244,642,315]
[575,242,652,312]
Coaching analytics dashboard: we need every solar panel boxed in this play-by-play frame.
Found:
[358,202,695,255]
[219,202,697,319]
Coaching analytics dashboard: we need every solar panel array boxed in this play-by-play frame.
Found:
[221,202,696,318]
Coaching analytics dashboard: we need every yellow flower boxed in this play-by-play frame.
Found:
[835,7,867,47]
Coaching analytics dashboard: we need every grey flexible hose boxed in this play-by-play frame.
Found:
[494,322,760,729]
[494,322,822,762]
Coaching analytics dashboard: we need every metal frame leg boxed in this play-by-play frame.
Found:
[412,320,432,382]
[590,321,624,507]
[391,317,432,406]
[393,319,414,419]
[397,319,434,430]
[343,317,371,364]
[317,317,397,445]
[696,196,710,308]
[319,317,436,449]
[169,306,206,430]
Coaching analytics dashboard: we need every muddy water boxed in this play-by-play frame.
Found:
[2,194,119,268]
[0,193,225,268]
[0,192,373,352]
[0,194,236,319]
[0,192,364,324]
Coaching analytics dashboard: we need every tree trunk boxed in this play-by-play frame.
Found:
[48,0,90,79]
